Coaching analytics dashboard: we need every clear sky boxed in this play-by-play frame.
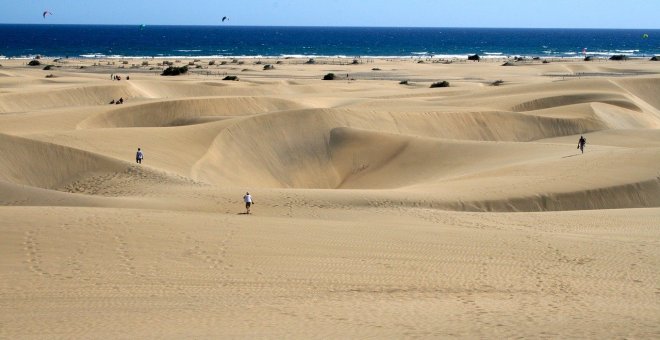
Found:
[1,0,658,28]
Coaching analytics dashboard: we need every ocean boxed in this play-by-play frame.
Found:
[0,24,658,59]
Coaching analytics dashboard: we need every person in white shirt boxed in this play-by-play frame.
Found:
[136,148,144,164]
[243,192,253,214]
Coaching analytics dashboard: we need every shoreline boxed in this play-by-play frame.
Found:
[2,54,658,61]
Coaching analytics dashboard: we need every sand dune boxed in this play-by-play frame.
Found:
[0,84,139,113]
[0,132,198,198]
[614,77,660,111]
[0,133,127,189]
[79,96,308,128]
[1,58,659,338]
[193,106,602,188]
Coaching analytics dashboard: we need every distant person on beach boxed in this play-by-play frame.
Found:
[126,75,130,80]
[578,135,587,154]
[136,148,144,164]
[118,97,124,104]
[243,192,253,214]
[111,73,114,80]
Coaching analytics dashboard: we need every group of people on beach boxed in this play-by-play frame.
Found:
[109,97,124,105]
[110,74,129,81]
[133,147,255,214]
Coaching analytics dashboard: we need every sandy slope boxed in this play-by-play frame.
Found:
[0,58,659,338]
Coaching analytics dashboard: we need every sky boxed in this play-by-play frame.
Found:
[1,0,659,28]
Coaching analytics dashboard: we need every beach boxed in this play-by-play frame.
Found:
[1,57,659,338]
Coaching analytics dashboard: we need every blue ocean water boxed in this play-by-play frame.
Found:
[0,24,658,59]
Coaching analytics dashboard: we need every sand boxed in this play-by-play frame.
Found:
[1,57,659,338]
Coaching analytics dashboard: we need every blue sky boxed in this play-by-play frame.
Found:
[1,0,658,28]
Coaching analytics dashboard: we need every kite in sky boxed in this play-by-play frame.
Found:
[43,11,52,19]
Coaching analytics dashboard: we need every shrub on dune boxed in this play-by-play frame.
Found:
[43,65,53,70]
[650,56,658,61]
[323,73,336,80]
[223,75,239,81]
[161,65,189,76]
[468,54,480,61]
[399,80,409,85]
[28,60,41,66]
[609,55,628,61]
[584,56,593,61]
[430,81,450,88]
[263,64,275,70]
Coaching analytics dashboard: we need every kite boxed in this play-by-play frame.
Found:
[43,11,52,19]
[222,16,229,22]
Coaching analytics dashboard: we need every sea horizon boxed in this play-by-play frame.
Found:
[2,23,660,29]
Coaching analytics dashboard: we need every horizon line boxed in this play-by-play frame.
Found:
[0,23,658,30]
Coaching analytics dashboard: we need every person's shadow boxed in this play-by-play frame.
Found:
[562,154,581,159]
[237,212,250,215]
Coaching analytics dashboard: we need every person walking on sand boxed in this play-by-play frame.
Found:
[578,135,587,154]
[136,148,144,164]
[243,192,253,214]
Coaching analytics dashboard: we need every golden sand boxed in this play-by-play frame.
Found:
[1,57,659,338]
